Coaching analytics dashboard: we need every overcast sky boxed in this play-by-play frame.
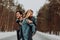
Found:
[14,0,49,16]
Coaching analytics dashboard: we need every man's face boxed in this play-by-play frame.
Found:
[16,12,21,19]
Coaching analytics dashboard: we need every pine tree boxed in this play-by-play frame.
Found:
[37,0,60,35]
[48,0,60,35]
[37,4,49,32]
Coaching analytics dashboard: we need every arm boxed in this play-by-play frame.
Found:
[26,19,36,34]
[16,19,20,24]
[29,23,36,34]
[16,19,22,26]
[32,17,36,26]
[26,19,33,24]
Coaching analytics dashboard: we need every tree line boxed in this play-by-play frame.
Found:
[37,0,60,35]
[0,0,25,31]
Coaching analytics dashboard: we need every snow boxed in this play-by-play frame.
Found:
[33,31,60,40]
[0,31,16,39]
[0,31,60,40]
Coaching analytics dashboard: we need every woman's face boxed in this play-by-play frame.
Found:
[29,11,33,17]
[16,12,21,19]
[26,10,33,18]
[26,11,31,17]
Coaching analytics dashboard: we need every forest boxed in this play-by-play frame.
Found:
[37,0,60,35]
[0,0,60,35]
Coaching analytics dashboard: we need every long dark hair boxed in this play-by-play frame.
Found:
[16,11,23,15]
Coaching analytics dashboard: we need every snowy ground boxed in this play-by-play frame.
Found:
[0,31,16,39]
[0,31,60,40]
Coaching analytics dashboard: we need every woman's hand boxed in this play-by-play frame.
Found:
[27,20,32,24]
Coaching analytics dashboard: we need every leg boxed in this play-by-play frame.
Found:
[28,28,33,40]
[17,30,20,40]
[20,28,24,40]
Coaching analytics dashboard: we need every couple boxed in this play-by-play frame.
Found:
[16,9,36,40]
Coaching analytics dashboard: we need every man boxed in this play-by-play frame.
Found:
[16,11,24,40]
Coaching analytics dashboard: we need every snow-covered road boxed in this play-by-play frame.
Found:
[0,31,60,40]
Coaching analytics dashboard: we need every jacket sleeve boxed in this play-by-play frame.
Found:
[29,23,36,34]
[16,19,20,24]
[32,17,36,26]
[26,19,36,34]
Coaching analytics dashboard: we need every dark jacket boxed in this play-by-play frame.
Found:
[28,16,36,33]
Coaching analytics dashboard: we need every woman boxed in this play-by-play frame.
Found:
[22,10,36,40]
